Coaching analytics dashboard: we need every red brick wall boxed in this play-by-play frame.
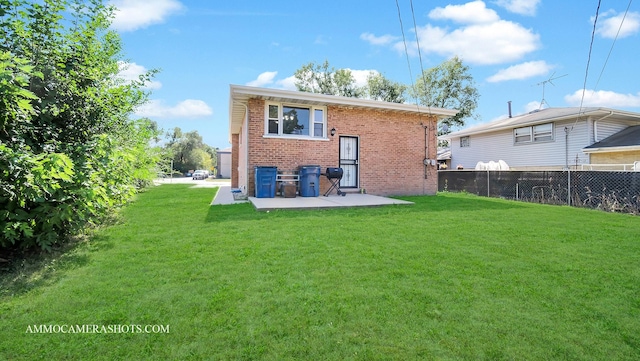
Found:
[231,133,239,188]
[244,98,439,196]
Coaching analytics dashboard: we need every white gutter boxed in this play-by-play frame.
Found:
[583,145,640,153]
[230,84,458,119]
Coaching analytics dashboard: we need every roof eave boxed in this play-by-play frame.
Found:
[442,108,637,140]
[229,85,458,138]
[583,145,640,153]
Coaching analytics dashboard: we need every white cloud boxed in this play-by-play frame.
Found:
[135,99,213,118]
[360,32,399,45]
[494,0,540,16]
[246,72,297,90]
[596,11,640,39]
[375,1,540,65]
[429,1,499,24]
[110,0,184,32]
[246,69,377,91]
[348,69,378,88]
[246,71,278,87]
[564,89,640,107]
[524,100,543,112]
[117,61,162,89]
[275,76,297,91]
[487,60,553,82]
[398,20,540,65]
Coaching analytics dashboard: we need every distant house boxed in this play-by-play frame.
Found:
[441,107,640,170]
[228,85,457,196]
[216,147,231,178]
[583,125,640,169]
[437,147,451,169]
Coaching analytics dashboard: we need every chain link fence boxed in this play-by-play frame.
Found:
[438,170,640,215]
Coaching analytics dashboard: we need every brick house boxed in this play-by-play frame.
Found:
[229,85,457,196]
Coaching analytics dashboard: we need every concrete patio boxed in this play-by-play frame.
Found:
[211,186,413,210]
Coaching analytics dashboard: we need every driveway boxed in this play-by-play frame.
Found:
[154,177,230,188]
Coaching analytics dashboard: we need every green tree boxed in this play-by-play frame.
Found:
[294,60,363,97]
[293,61,407,103]
[366,72,407,103]
[166,128,215,173]
[413,56,479,133]
[0,0,159,251]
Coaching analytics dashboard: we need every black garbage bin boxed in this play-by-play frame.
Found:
[254,166,277,198]
[298,165,321,197]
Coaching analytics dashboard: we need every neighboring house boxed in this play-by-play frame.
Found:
[229,85,457,196]
[583,125,640,168]
[437,147,451,169]
[216,147,231,178]
[441,107,640,170]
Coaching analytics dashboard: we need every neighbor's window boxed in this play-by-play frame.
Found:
[266,103,326,138]
[460,136,470,147]
[533,123,553,142]
[514,122,554,144]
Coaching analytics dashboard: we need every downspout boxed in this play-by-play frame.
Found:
[564,127,570,169]
[233,101,250,193]
[593,111,613,143]
[422,121,429,180]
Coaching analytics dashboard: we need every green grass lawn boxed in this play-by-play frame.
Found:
[2,184,640,360]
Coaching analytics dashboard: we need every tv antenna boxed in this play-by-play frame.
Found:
[535,72,567,109]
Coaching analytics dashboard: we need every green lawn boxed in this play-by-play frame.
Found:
[2,184,640,360]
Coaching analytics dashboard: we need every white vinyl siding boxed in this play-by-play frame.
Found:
[450,120,589,169]
[593,118,631,143]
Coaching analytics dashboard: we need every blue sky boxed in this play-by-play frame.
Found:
[110,0,640,149]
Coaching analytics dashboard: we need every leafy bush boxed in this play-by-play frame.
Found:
[0,0,161,252]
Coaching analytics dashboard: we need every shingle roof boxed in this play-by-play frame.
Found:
[583,125,640,151]
[441,107,640,139]
[437,147,451,160]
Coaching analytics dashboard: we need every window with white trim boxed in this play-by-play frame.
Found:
[460,136,470,147]
[533,123,553,142]
[514,122,554,144]
[266,103,326,138]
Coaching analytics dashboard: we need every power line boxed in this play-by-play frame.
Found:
[409,0,431,115]
[570,0,601,132]
[592,0,633,92]
[395,0,416,102]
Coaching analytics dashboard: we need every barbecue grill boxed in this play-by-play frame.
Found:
[323,167,345,196]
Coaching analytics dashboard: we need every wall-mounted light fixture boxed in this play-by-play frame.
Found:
[330,127,336,136]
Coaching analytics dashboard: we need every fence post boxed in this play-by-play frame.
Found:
[487,170,490,197]
[567,169,571,207]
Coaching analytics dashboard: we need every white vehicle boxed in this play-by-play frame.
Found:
[192,170,209,180]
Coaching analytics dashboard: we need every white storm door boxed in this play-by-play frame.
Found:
[339,136,358,188]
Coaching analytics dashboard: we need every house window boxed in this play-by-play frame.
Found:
[533,123,553,142]
[514,123,554,144]
[514,127,532,143]
[460,136,470,147]
[265,103,326,138]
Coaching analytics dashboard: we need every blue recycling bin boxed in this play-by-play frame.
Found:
[254,166,277,198]
[298,165,321,197]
